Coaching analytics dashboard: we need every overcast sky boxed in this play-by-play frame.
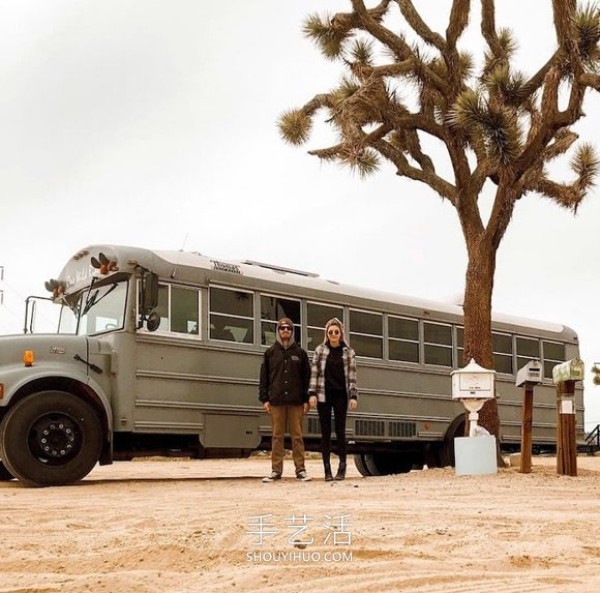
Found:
[1,1,600,427]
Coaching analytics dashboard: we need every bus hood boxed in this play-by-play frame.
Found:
[0,334,90,372]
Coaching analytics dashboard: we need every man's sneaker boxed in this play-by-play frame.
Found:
[296,470,312,482]
[262,471,282,483]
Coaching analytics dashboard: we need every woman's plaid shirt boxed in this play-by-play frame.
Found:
[308,343,358,403]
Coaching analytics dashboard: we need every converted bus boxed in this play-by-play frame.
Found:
[0,245,583,486]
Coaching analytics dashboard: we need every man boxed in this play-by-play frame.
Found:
[259,317,311,482]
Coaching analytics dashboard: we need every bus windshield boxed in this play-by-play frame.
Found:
[59,280,128,336]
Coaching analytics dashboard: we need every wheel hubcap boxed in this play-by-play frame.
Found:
[29,414,81,464]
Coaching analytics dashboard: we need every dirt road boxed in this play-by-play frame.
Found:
[1,455,599,593]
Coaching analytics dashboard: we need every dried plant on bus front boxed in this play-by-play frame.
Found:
[278,0,600,442]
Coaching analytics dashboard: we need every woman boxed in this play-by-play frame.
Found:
[309,318,358,481]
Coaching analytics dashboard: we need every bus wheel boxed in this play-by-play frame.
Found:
[0,460,14,481]
[363,453,414,476]
[424,444,441,468]
[0,391,102,487]
[438,415,466,468]
[353,454,372,477]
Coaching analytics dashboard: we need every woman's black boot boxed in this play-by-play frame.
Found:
[324,461,334,482]
[334,460,346,481]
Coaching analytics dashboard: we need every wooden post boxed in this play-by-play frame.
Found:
[552,358,583,477]
[556,385,563,474]
[556,380,577,477]
[519,385,534,474]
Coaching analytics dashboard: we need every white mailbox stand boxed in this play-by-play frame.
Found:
[451,359,497,477]
[451,359,496,437]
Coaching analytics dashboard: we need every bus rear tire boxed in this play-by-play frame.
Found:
[0,391,102,487]
[0,460,14,481]
[353,453,372,476]
[437,415,467,468]
[356,453,414,476]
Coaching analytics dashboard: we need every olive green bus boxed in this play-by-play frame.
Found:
[0,244,583,486]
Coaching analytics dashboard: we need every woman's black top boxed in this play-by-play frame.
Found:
[325,344,346,395]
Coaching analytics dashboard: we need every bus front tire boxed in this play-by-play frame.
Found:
[0,391,102,487]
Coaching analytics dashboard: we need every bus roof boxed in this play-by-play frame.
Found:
[60,244,573,338]
[152,249,569,336]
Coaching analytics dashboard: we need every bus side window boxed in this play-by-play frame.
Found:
[349,309,383,358]
[423,322,452,366]
[542,341,566,379]
[516,337,540,374]
[210,318,235,341]
[307,302,344,351]
[389,316,419,363]
[492,332,513,374]
[171,287,200,335]
[260,294,301,347]
[209,287,254,344]
[154,285,169,331]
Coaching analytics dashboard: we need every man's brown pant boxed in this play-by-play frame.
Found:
[270,404,306,475]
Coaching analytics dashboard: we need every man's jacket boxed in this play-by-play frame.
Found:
[259,341,310,406]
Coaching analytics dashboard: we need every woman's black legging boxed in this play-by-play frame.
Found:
[317,390,348,462]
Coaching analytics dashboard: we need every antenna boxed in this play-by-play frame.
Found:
[170,233,189,279]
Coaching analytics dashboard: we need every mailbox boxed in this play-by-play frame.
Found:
[451,359,496,437]
[516,360,543,387]
[552,358,584,384]
[451,358,495,404]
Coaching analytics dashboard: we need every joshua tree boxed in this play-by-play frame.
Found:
[278,0,600,438]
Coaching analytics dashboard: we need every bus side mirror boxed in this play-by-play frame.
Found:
[139,271,161,331]
[141,272,159,315]
[146,311,161,332]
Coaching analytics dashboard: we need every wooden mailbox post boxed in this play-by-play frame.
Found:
[552,358,584,477]
[515,360,543,474]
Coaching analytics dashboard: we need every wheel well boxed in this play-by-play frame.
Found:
[3,378,111,463]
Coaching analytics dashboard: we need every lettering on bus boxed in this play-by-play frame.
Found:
[65,265,95,289]
[211,260,242,275]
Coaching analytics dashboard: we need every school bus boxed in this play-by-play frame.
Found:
[0,244,583,486]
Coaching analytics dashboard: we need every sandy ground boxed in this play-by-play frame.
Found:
[1,454,600,593]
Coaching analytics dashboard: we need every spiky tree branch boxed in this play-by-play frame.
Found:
[447,0,471,48]
[397,0,446,51]
[481,0,503,58]
[282,1,600,205]
[281,0,600,228]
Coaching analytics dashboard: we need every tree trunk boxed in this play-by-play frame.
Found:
[462,237,501,438]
